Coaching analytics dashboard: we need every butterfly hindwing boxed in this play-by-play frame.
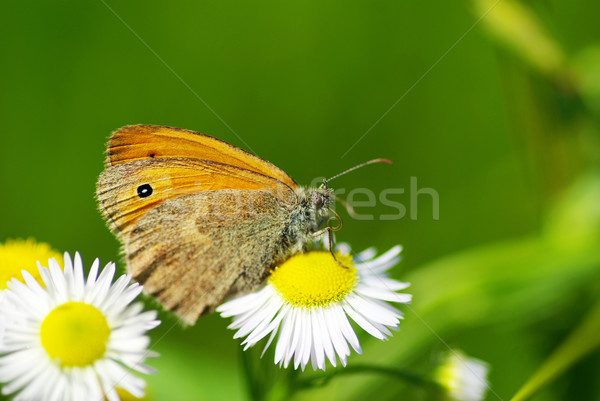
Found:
[123,190,290,324]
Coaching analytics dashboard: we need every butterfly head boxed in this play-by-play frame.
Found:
[310,186,334,211]
[296,186,334,218]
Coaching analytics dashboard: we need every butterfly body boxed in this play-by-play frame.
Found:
[97,125,333,324]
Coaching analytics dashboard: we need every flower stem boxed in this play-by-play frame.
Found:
[241,347,263,401]
[292,364,439,393]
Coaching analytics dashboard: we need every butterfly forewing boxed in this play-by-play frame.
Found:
[97,158,297,234]
[107,125,297,188]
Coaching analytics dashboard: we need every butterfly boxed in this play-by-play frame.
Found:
[95,124,339,325]
[97,125,388,324]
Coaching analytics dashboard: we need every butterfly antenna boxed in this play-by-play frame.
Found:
[320,159,391,268]
[322,158,392,186]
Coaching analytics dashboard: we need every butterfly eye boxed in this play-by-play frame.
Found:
[137,184,153,198]
[312,193,324,208]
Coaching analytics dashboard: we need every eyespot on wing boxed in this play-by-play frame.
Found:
[96,158,297,233]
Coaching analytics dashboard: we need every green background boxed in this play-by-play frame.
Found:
[1,1,600,400]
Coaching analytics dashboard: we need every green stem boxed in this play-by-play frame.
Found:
[241,347,263,401]
[292,364,439,393]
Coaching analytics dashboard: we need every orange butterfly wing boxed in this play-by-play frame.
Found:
[107,124,297,187]
[97,125,298,233]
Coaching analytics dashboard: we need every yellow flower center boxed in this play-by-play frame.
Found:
[0,238,61,289]
[269,251,357,308]
[41,302,110,367]
[437,359,460,392]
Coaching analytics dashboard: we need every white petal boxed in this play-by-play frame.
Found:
[323,307,350,366]
[274,307,296,365]
[359,276,411,291]
[0,354,46,394]
[63,253,76,299]
[86,262,116,305]
[332,305,361,354]
[345,293,400,327]
[45,365,67,401]
[310,311,326,370]
[300,309,313,370]
[342,303,386,340]
[355,284,412,304]
[334,243,351,255]
[48,259,68,302]
[286,307,307,368]
[5,280,47,319]
[20,271,46,298]
[0,349,43,381]
[100,276,137,318]
[85,258,100,290]
[258,308,290,357]
[356,245,402,273]
[71,255,87,300]
[243,300,285,347]
[353,247,377,262]
[234,295,282,339]
[220,286,273,320]
[315,308,336,367]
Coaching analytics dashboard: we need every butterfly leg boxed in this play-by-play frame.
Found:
[312,225,350,269]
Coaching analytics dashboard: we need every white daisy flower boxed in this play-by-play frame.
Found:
[436,351,490,401]
[0,252,160,401]
[217,244,411,371]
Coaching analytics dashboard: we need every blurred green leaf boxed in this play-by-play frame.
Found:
[473,0,567,80]
[510,299,600,401]
[573,46,600,116]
